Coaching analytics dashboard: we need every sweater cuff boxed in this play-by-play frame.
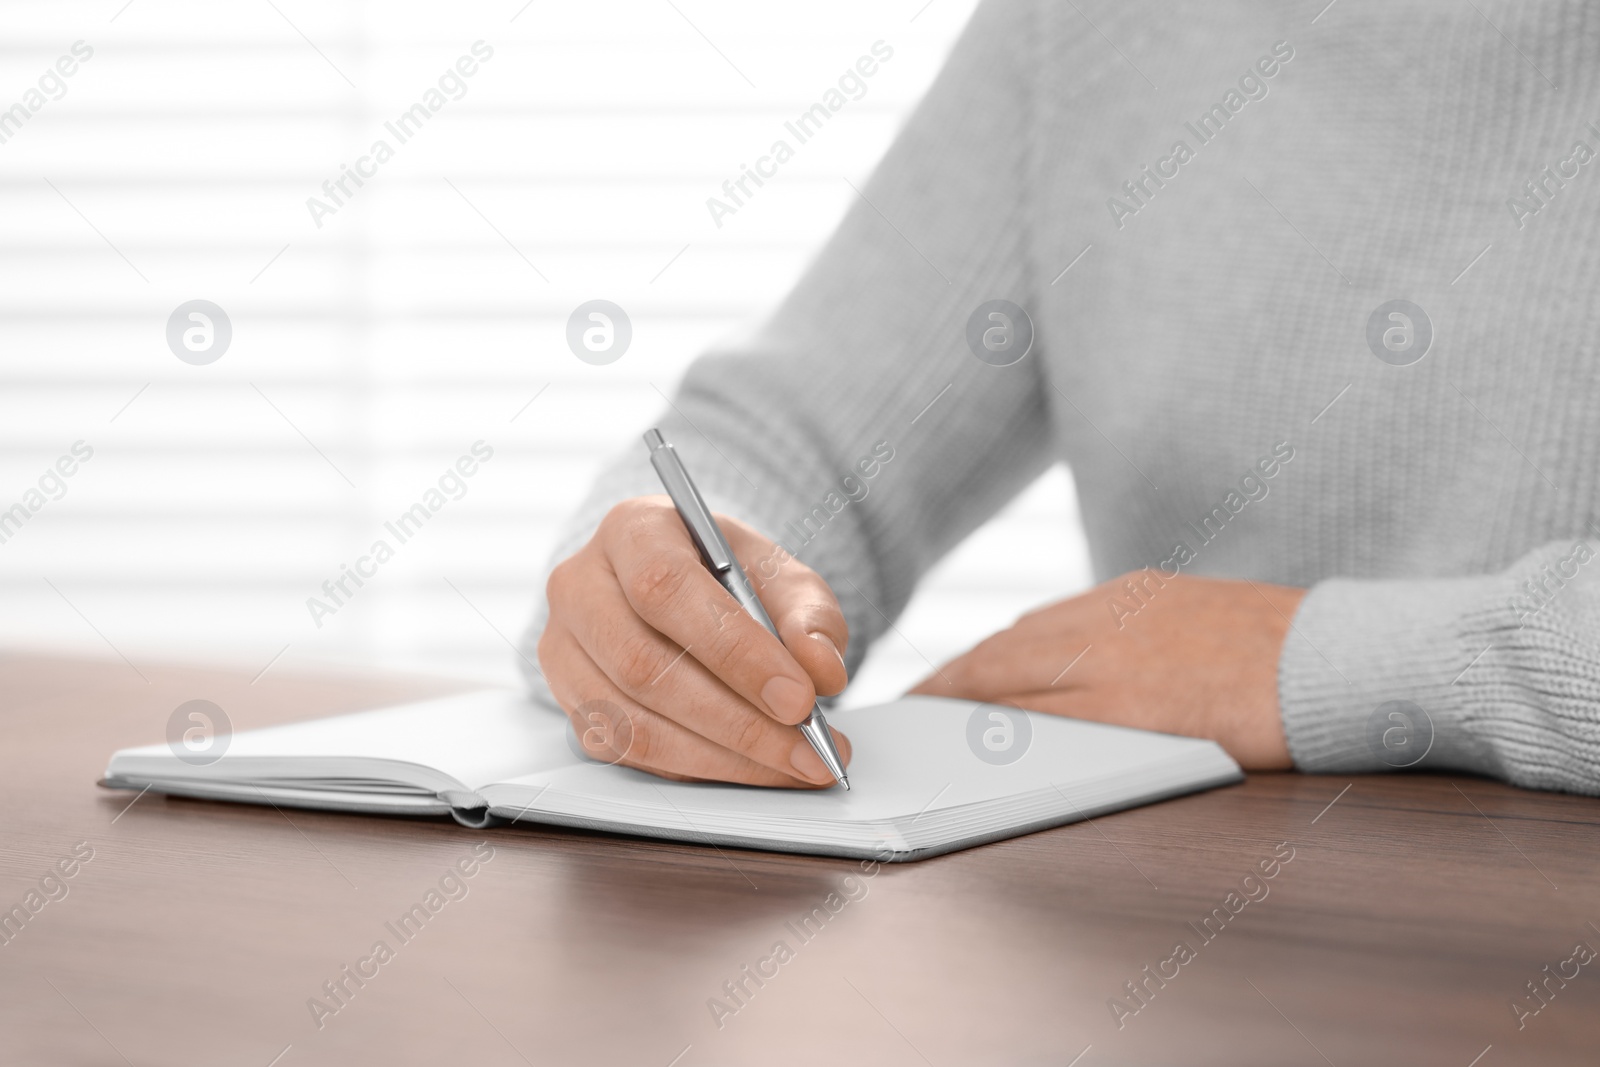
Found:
[1277,574,1501,775]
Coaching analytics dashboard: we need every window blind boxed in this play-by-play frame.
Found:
[0,0,1087,704]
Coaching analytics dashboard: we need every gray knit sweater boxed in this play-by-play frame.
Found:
[523,0,1600,794]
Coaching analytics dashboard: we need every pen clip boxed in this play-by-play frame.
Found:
[643,429,736,572]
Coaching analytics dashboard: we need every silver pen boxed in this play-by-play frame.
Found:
[643,428,850,790]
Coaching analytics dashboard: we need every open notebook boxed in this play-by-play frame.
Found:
[101,691,1242,861]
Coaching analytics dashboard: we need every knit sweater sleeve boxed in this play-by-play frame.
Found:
[519,0,1055,692]
[1278,537,1600,794]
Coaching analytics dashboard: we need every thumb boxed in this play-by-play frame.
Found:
[723,517,850,696]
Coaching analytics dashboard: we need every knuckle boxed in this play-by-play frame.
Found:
[621,713,656,764]
[727,712,770,759]
[535,627,558,681]
[601,500,669,558]
[710,618,764,671]
[613,635,668,692]
[614,499,674,548]
[570,707,621,761]
[599,498,645,534]
[625,555,685,610]
[544,556,575,606]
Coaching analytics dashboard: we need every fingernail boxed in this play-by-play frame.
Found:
[807,630,845,668]
[761,675,812,722]
[790,737,831,783]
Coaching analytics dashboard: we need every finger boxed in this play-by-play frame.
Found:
[552,574,845,784]
[598,500,818,725]
[725,523,850,697]
[906,636,1022,701]
[908,619,1097,700]
[995,688,1176,737]
[540,623,837,788]
[1003,684,1288,771]
[906,671,953,698]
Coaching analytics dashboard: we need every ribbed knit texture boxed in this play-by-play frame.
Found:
[523,0,1600,794]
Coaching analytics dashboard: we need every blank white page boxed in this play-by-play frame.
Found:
[107,690,570,792]
[485,695,1236,823]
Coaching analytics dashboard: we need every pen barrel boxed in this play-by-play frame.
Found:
[644,434,735,573]
[643,428,848,788]
[721,565,781,640]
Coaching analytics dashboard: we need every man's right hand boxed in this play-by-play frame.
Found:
[537,496,852,787]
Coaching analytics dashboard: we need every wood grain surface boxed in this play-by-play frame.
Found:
[2,652,1597,1066]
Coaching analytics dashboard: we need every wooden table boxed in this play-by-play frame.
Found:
[3,652,1597,1066]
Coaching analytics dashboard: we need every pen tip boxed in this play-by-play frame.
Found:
[838,776,851,791]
